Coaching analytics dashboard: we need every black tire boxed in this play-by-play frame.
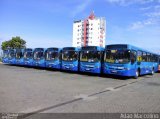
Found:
[134,70,139,79]
[150,68,154,75]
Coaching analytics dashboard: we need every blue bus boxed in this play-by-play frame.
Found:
[80,46,104,74]
[45,47,62,69]
[15,49,24,65]
[8,49,16,65]
[32,48,46,67]
[2,49,9,63]
[103,44,159,78]
[61,47,80,71]
[158,56,160,72]
[23,48,33,66]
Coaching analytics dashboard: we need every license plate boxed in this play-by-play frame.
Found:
[86,68,90,71]
[65,66,69,69]
[111,70,117,73]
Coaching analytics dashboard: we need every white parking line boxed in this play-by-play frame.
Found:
[105,87,120,91]
[74,94,97,101]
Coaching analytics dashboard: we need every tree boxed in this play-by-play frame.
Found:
[1,36,26,50]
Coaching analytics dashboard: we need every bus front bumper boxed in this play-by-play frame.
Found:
[80,67,101,74]
[61,64,78,71]
[24,61,33,66]
[103,68,136,77]
[33,62,45,67]
[46,63,61,69]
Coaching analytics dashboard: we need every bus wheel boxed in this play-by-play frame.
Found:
[151,68,154,75]
[134,70,139,79]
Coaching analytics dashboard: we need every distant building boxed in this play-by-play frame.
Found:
[72,12,106,47]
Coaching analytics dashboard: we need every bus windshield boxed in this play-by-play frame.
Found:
[33,51,44,60]
[105,50,131,64]
[24,52,32,59]
[46,51,58,60]
[80,51,101,62]
[9,51,15,58]
[62,51,78,61]
[16,52,23,59]
[3,51,8,58]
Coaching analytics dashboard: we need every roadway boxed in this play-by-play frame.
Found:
[0,64,160,119]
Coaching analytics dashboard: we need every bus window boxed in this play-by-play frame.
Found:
[105,50,130,64]
[16,52,23,59]
[142,52,147,62]
[147,53,151,62]
[46,51,58,61]
[137,51,142,62]
[131,50,137,63]
[34,51,44,60]
[9,50,15,58]
[24,52,32,59]
[80,51,101,62]
[62,51,78,61]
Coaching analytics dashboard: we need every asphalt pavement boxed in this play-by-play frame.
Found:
[0,64,160,119]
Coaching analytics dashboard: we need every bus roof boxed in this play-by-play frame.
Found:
[81,46,104,51]
[62,47,80,51]
[105,44,159,55]
[33,48,46,51]
[46,47,61,51]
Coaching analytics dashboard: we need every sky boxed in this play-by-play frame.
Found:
[0,0,160,53]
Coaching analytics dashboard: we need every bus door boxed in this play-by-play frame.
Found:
[130,50,138,75]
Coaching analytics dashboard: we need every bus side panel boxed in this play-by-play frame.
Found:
[103,63,137,77]
[139,62,157,75]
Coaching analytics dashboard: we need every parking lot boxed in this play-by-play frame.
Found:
[0,63,160,118]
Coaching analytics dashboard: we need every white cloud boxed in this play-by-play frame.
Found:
[26,38,71,48]
[71,0,92,17]
[129,21,144,30]
[145,11,160,18]
[107,24,160,53]
[129,3,160,30]
[140,6,153,11]
[106,0,158,6]
[129,18,157,30]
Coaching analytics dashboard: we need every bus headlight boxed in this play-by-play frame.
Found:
[95,65,100,68]
[124,67,130,70]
